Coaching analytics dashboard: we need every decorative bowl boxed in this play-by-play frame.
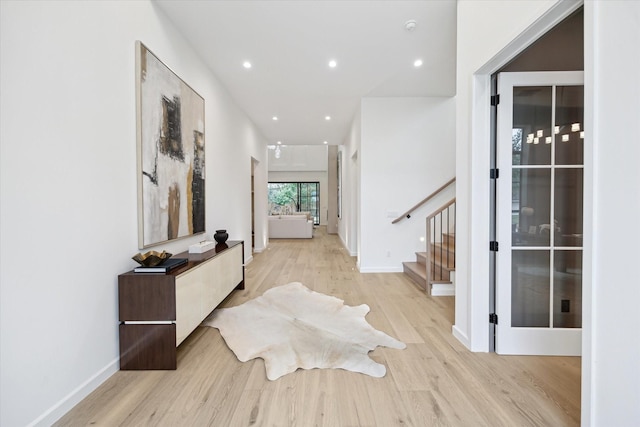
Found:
[132,250,172,267]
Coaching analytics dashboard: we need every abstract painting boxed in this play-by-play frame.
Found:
[136,41,205,248]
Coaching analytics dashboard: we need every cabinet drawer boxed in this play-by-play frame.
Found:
[202,245,243,316]
[119,323,176,370]
[118,274,176,321]
[175,268,204,345]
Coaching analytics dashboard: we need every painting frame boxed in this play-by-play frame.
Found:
[136,41,206,249]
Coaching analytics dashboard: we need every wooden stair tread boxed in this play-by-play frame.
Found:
[429,250,456,270]
[403,215,456,295]
[432,241,455,254]
[442,233,455,249]
[402,262,427,291]
[403,261,426,277]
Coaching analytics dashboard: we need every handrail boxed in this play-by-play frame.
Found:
[391,177,456,224]
[427,198,456,222]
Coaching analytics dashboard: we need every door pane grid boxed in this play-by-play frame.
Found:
[497,71,584,355]
[510,83,583,330]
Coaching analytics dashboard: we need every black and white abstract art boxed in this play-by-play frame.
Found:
[136,41,205,248]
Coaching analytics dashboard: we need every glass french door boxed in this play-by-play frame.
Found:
[496,71,584,355]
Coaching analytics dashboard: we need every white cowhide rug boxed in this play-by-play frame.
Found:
[202,282,406,380]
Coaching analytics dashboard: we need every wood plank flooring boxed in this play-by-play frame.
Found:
[55,227,580,426]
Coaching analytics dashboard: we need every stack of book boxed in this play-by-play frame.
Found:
[134,258,187,273]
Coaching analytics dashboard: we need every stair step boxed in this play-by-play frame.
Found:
[428,247,456,271]
[429,266,452,282]
[404,231,456,295]
[443,232,455,249]
[431,243,456,258]
[402,261,427,291]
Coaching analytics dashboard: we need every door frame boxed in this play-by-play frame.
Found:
[456,0,585,353]
[458,0,592,423]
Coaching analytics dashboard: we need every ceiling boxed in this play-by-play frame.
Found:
[154,0,457,146]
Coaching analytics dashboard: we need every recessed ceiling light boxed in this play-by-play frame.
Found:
[413,59,423,67]
[328,60,337,68]
[405,20,417,32]
[325,116,331,121]
[323,141,328,145]
[243,61,252,69]
[277,141,282,145]
[272,116,278,121]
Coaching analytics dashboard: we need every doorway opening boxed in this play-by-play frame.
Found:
[489,7,584,354]
[268,182,320,225]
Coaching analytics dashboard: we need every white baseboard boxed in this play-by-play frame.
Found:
[29,357,119,427]
[358,266,404,273]
[245,255,254,264]
[338,234,357,256]
[452,325,471,350]
[430,282,455,296]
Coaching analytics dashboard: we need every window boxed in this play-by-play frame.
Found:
[268,182,320,225]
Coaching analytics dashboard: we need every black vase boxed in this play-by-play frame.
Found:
[213,229,228,244]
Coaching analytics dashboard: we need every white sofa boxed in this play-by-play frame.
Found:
[268,215,313,239]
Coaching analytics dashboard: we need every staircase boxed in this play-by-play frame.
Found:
[403,199,456,296]
[392,178,456,297]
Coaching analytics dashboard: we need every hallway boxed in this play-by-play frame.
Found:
[56,227,580,426]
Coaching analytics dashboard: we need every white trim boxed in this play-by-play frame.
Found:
[431,283,455,296]
[338,232,357,256]
[476,0,583,75]
[581,3,595,425]
[28,358,119,427]
[123,320,173,325]
[452,325,470,349]
[357,266,403,273]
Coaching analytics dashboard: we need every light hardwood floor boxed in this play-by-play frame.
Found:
[55,227,580,426]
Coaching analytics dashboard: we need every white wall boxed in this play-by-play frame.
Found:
[268,144,328,172]
[339,107,361,257]
[359,97,456,272]
[584,2,640,425]
[0,1,268,426]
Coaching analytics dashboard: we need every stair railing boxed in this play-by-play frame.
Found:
[391,177,456,224]
[426,198,456,286]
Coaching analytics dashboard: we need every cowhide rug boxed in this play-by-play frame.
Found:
[202,282,406,380]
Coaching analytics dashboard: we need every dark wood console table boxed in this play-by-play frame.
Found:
[118,241,244,370]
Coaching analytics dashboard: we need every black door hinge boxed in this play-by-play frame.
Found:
[489,313,498,324]
[490,168,499,179]
[490,241,499,252]
[491,94,500,106]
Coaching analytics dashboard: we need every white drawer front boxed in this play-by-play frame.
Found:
[175,244,243,346]
[175,267,204,346]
